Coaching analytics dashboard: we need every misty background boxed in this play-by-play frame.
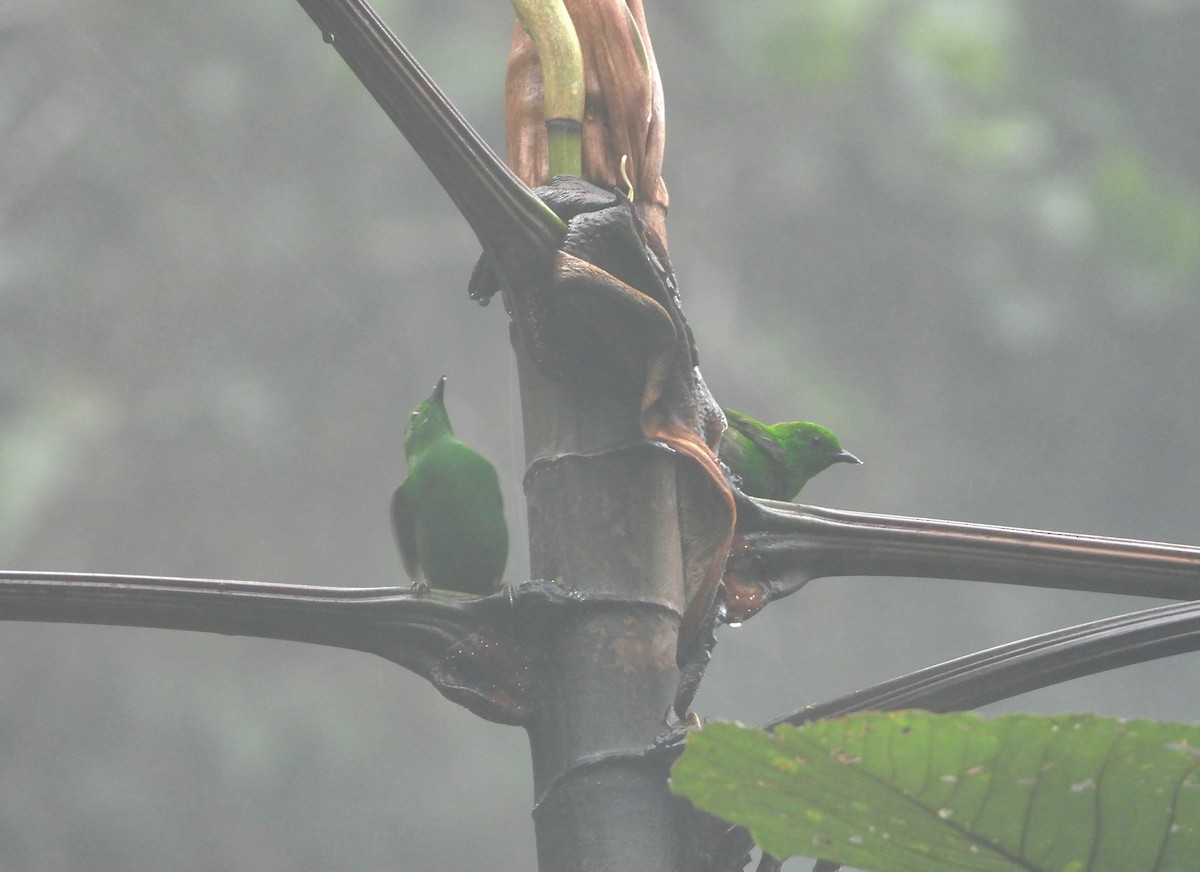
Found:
[2,0,1199,868]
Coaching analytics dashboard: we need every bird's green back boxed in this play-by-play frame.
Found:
[392,378,508,595]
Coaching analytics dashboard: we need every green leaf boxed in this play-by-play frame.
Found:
[670,712,1200,871]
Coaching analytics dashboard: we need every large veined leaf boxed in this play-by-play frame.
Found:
[670,712,1200,871]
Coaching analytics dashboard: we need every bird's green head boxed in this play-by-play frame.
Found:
[776,421,861,481]
[404,376,454,456]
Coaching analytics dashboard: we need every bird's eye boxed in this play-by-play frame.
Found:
[810,435,825,448]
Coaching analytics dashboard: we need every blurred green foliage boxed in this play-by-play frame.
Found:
[2,0,1199,869]
[722,0,881,89]
[1093,145,1200,278]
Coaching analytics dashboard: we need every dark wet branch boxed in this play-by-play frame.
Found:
[0,571,537,724]
[722,496,1200,624]
[699,599,1200,871]
[291,0,563,285]
[773,599,1200,724]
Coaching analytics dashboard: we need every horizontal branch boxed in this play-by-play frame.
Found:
[0,570,448,646]
[0,571,535,723]
[735,498,1200,605]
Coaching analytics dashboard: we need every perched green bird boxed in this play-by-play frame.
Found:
[718,408,860,501]
[391,377,508,595]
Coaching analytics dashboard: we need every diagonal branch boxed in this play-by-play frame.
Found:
[291,0,564,288]
[0,571,538,724]
[772,599,1200,723]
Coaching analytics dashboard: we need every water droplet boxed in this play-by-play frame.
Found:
[727,621,742,629]
[323,30,336,45]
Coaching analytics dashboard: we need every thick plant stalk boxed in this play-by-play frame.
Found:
[501,3,714,869]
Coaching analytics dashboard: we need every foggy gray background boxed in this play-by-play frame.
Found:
[3,0,1198,868]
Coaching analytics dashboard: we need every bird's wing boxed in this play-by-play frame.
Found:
[723,410,788,467]
[390,483,421,581]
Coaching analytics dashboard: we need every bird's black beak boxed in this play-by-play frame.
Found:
[831,449,862,465]
[431,376,447,404]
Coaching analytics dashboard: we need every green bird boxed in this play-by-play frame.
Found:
[391,377,508,595]
[718,408,861,501]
